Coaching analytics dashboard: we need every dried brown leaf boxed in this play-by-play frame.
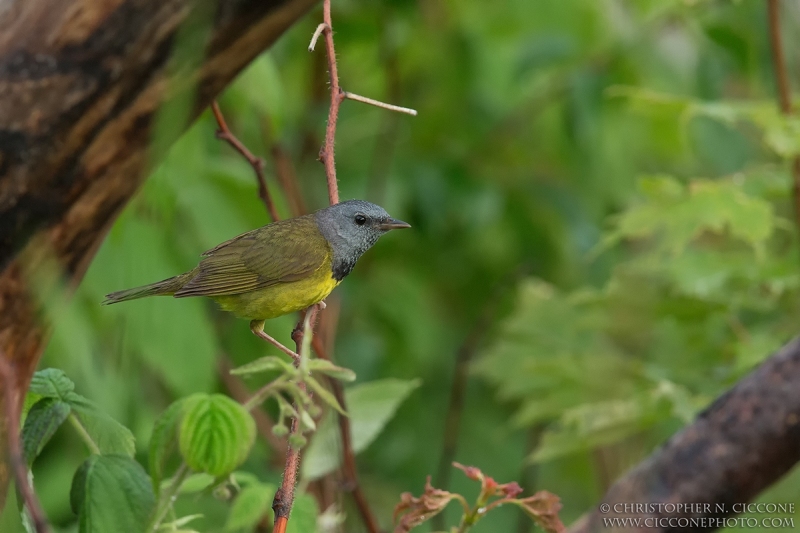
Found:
[393,476,463,533]
[516,490,567,533]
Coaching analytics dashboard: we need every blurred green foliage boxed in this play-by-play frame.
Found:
[3,0,800,531]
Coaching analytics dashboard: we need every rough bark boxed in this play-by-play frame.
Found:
[570,337,800,533]
[0,0,317,505]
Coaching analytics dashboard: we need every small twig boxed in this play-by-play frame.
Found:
[343,92,418,116]
[766,0,800,233]
[210,101,280,222]
[0,358,51,533]
[312,336,381,533]
[308,23,329,52]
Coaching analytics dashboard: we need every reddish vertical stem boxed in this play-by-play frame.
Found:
[271,306,322,531]
[272,406,302,533]
[270,0,390,528]
[320,0,343,205]
[766,0,800,231]
[0,359,51,533]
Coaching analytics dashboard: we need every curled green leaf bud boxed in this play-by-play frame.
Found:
[272,423,289,437]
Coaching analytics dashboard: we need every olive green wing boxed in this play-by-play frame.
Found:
[174,216,329,298]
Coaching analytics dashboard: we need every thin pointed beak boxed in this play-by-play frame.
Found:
[380,218,411,230]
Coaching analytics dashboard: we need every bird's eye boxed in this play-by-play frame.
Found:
[354,214,367,226]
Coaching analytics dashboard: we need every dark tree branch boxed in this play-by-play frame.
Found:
[569,337,800,533]
[210,101,280,222]
[0,0,317,505]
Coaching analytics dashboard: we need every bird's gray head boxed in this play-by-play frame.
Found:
[314,199,410,281]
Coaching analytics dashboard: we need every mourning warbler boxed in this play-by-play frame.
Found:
[103,200,410,325]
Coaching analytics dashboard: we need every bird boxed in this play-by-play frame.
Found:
[103,200,410,352]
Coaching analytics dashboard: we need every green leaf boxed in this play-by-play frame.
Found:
[25,368,135,457]
[303,376,346,415]
[21,398,71,464]
[70,455,155,533]
[175,473,216,495]
[70,398,136,457]
[178,394,256,477]
[224,482,275,531]
[306,359,357,382]
[149,398,190,493]
[286,493,318,533]
[302,379,421,480]
[29,368,75,399]
[230,356,294,376]
[604,176,775,256]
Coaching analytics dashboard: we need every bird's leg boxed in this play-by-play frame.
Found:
[249,319,301,363]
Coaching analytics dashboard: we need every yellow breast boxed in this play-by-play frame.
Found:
[211,253,340,320]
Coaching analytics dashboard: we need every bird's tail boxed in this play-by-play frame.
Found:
[103,273,192,305]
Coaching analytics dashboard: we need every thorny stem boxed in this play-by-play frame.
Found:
[317,0,343,205]
[272,309,316,533]
[310,3,418,205]
[766,0,800,233]
[229,0,414,529]
[210,101,280,222]
[0,358,51,533]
